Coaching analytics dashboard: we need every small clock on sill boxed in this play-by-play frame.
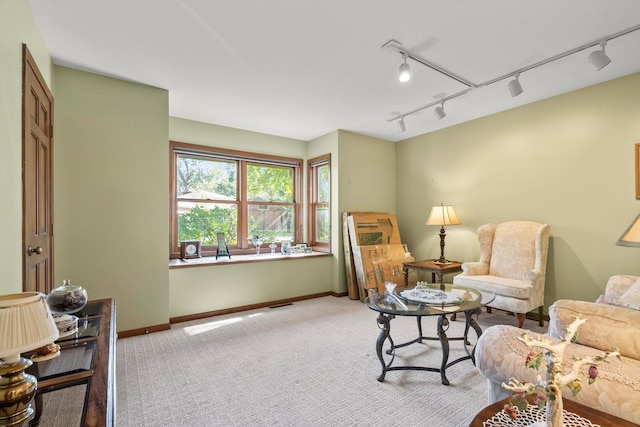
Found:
[179,240,201,259]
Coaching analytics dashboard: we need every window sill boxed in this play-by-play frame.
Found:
[169,251,331,269]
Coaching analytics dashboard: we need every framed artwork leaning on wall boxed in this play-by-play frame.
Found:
[636,143,640,200]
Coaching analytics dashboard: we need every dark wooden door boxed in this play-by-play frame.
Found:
[23,44,54,294]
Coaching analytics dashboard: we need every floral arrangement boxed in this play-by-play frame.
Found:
[502,316,620,427]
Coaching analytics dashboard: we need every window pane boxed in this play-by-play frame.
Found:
[318,164,330,203]
[248,204,294,242]
[315,204,329,242]
[246,164,293,202]
[178,202,238,245]
[177,155,236,199]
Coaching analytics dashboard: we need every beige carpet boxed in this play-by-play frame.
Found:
[116,296,546,426]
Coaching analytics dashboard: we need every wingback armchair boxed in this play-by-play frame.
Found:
[453,221,550,328]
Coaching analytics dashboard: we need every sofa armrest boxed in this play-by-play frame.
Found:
[460,261,489,276]
[598,274,640,306]
[549,299,640,359]
[522,268,543,286]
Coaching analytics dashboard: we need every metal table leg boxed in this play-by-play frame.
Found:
[375,312,395,382]
[437,314,450,385]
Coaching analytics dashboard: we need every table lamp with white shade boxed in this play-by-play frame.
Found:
[0,292,59,426]
[426,203,461,264]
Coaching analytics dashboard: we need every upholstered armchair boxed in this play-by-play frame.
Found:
[453,221,550,328]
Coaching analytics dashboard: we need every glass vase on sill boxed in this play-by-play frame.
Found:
[248,236,264,255]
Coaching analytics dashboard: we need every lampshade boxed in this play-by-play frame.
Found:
[617,213,640,247]
[426,205,461,226]
[0,292,59,361]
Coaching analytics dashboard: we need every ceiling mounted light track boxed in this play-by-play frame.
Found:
[384,23,640,129]
[382,39,476,89]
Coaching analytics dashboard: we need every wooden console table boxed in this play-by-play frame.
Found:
[28,299,116,427]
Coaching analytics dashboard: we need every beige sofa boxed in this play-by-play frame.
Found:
[474,274,640,425]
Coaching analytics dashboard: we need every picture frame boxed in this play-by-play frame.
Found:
[635,143,640,200]
[216,232,231,259]
[180,240,201,259]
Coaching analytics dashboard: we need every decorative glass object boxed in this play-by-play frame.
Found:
[216,232,230,259]
[280,239,291,255]
[269,242,277,254]
[249,236,264,255]
[46,280,88,314]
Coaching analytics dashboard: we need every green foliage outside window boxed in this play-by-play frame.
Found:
[177,155,296,246]
[178,205,237,245]
[247,164,293,202]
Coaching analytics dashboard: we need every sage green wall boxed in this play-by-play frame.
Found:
[397,72,640,308]
[54,66,170,332]
[0,0,52,295]
[336,130,397,294]
[168,117,333,318]
[338,130,396,215]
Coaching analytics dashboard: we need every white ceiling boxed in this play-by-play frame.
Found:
[28,0,640,142]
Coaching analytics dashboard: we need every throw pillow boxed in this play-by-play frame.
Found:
[619,278,640,310]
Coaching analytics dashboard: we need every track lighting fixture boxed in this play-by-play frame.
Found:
[398,54,411,82]
[398,117,406,132]
[384,23,640,131]
[508,73,523,97]
[588,41,611,71]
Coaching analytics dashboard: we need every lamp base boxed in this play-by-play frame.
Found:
[0,358,37,427]
[433,258,453,265]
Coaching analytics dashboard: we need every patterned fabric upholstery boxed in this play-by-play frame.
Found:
[453,221,550,327]
[474,275,640,425]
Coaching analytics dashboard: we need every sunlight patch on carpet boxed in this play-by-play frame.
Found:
[183,316,243,335]
[183,312,265,335]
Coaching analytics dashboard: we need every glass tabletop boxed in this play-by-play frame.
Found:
[364,283,495,316]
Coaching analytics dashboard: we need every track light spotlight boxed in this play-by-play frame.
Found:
[434,103,446,120]
[398,54,411,82]
[508,73,523,97]
[398,117,406,132]
[589,41,611,71]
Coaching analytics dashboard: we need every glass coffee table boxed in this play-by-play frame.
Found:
[364,283,494,385]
